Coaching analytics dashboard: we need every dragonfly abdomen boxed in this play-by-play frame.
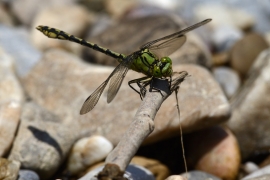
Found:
[36,26,126,61]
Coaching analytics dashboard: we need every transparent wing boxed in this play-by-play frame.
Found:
[80,60,130,114]
[140,19,211,57]
[107,57,132,103]
[148,35,186,59]
[80,80,109,114]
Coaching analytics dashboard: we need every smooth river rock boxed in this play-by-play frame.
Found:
[23,49,230,146]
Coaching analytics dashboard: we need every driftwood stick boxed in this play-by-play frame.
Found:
[106,84,169,168]
[97,72,188,179]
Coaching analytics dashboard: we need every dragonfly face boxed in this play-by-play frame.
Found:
[130,49,173,78]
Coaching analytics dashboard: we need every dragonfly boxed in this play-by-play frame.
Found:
[36,18,211,115]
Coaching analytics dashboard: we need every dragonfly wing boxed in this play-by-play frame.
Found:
[80,59,131,114]
[139,19,211,56]
[80,79,109,114]
[107,59,130,103]
[148,35,186,59]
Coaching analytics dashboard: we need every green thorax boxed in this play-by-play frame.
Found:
[120,49,173,78]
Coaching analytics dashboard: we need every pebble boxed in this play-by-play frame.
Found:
[181,170,221,180]
[242,162,259,174]
[130,156,170,180]
[230,33,269,76]
[212,25,243,51]
[0,25,41,77]
[0,158,20,180]
[185,126,240,180]
[212,52,230,66]
[194,4,255,30]
[83,156,169,180]
[265,32,270,46]
[244,174,270,180]
[0,48,23,157]
[104,0,138,18]
[0,48,24,103]
[32,4,92,56]
[8,102,78,180]
[242,165,270,180]
[18,170,40,180]
[67,135,113,175]
[227,49,270,159]
[10,0,77,25]
[165,175,186,180]
[0,101,21,156]
[23,49,230,146]
[212,66,241,98]
[180,1,270,33]
[79,164,155,180]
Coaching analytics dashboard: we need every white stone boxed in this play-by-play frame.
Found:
[242,162,259,174]
[67,135,113,175]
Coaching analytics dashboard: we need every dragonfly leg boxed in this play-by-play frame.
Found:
[128,76,152,100]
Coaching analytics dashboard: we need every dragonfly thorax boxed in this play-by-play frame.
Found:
[130,49,173,78]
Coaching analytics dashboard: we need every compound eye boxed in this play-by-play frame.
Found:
[160,57,172,64]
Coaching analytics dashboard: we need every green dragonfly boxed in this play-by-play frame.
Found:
[36,18,211,114]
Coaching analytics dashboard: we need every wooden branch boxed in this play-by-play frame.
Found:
[97,72,188,179]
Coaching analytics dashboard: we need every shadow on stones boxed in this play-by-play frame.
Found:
[28,126,63,158]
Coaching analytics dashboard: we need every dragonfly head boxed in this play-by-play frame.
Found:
[159,57,173,77]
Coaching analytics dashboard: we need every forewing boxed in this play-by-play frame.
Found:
[140,19,211,56]
[80,80,109,114]
[107,59,130,103]
[148,35,186,59]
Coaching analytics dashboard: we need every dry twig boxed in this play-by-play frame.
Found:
[97,72,188,180]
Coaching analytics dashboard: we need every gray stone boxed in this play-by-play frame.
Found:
[212,25,243,51]
[212,66,241,98]
[79,164,155,180]
[0,101,21,157]
[0,48,24,102]
[10,0,77,25]
[227,49,270,159]
[32,4,92,56]
[84,15,212,68]
[244,175,270,180]
[104,0,137,18]
[0,25,41,77]
[0,49,23,157]
[194,4,255,30]
[181,170,221,180]
[18,170,39,180]
[23,49,230,146]
[179,0,270,33]
[8,102,78,180]
[230,33,268,76]
[242,165,270,180]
